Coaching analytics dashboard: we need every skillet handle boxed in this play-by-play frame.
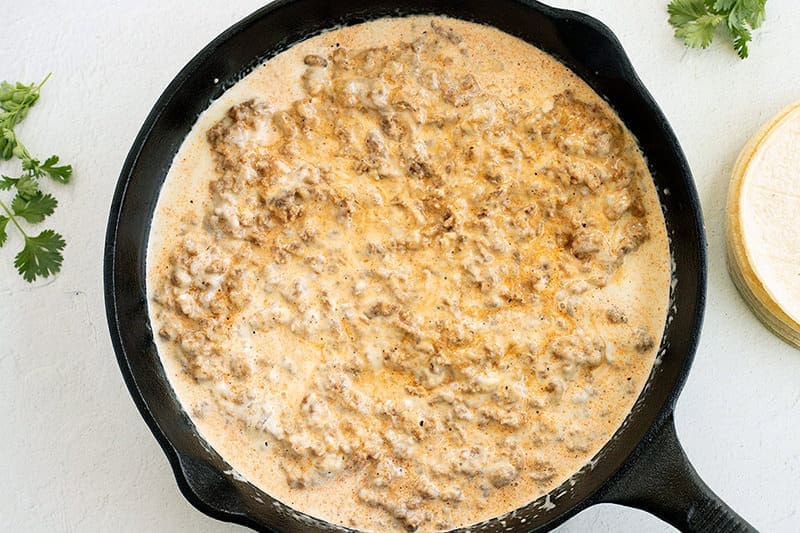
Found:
[599,414,757,532]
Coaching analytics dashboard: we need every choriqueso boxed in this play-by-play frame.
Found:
[148,15,671,532]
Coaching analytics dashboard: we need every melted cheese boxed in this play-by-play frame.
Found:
[147,16,671,532]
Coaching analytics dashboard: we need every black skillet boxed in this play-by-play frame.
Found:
[104,1,757,531]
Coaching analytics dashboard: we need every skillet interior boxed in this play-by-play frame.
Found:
[104,0,705,531]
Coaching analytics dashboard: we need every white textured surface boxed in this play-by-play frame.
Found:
[1,1,798,531]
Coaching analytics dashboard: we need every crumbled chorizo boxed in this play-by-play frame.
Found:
[571,229,604,259]
[632,327,656,353]
[304,54,328,67]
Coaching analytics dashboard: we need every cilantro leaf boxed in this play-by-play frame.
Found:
[729,23,752,58]
[669,0,710,27]
[0,175,17,190]
[14,229,65,282]
[15,174,40,198]
[713,0,737,11]
[25,155,72,184]
[41,156,73,184]
[11,192,57,224]
[0,215,8,247]
[668,0,767,58]
[744,0,767,28]
[675,13,723,49]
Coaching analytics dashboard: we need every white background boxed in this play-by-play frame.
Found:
[1,1,798,531]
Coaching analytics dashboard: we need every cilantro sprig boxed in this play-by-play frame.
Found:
[667,0,767,59]
[0,74,71,282]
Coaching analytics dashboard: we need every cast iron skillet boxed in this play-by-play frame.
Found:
[104,1,757,531]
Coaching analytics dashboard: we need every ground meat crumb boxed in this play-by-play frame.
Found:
[304,54,328,67]
[632,328,656,353]
[606,307,627,324]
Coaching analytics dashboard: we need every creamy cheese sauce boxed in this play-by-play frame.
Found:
[147,16,671,532]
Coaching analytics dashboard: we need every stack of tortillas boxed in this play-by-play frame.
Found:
[726,101,800,349]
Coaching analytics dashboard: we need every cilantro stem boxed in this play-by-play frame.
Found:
[0,197,27,237]
[36,73,52,90]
